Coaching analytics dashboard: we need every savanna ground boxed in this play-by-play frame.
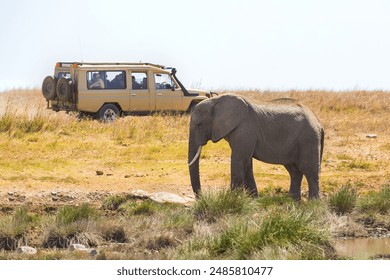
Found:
[0,89,389,260]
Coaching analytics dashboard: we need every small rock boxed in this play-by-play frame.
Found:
[69,244,86,251]
[130,189,150,199]
[150,192,194,205]
[106,173,113,176]
[88,249,98,256]
[17,246,37,255]
[366,134,378,139]
[96,171,104,176]
[69,244,98,256]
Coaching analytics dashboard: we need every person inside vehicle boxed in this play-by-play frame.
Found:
[132,75,141,89]
[111,73,125,89]
[90,73,105,89]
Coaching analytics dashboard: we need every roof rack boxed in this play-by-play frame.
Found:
[56,62,166,69]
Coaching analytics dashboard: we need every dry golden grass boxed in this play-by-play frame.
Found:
[0,89,389,202]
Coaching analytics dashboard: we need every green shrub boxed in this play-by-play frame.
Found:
[119,200,162,216]
[255,208,330,248]
[56,204,98,225]
[328,186,357,215]
[0,206,36,237]
[257,193,295,209]
[102,195,129,210]
[44,204,101,248]
[192,189,254,221]
[163,209,194,234]
[178,204,332,260]
[357,185,390,214]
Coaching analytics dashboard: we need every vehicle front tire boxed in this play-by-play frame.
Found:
[98,104,120,122]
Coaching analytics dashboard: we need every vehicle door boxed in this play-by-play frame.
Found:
[129,71,151,112]
[154,73,183,111]
[78,69,129,113]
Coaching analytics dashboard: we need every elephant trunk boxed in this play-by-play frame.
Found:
[188,139,202,198]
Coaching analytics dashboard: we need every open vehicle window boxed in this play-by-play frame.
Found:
[87,71,126,90]
[131,72,148,90]
[155,73,178,90]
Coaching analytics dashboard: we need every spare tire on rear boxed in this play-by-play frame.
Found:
[42,76,58,100]
[56,77,73,102]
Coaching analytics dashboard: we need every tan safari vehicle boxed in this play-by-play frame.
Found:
[41,62,215,121]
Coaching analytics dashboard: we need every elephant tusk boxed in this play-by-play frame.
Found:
[188,146,202,166]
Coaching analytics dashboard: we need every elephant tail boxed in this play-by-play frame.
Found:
[320,128,325,164]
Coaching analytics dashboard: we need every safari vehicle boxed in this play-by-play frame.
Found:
[41,62,214,121]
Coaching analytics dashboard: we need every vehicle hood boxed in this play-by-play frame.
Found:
[187,88,210,97]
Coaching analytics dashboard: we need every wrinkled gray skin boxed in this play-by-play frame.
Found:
[188,94,324,200]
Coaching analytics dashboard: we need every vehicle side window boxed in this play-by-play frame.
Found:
[87,71,126,90]
[131,72,148,90]
[155,73,177,90]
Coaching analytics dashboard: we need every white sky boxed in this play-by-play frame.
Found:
[0,0,389,91]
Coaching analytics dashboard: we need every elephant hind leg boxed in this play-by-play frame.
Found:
[305,173,320,199]
[284,164,303,201]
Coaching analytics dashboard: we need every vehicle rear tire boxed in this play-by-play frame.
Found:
[56,77,73,101]
[98,104,120,122]
[41,76,58,100]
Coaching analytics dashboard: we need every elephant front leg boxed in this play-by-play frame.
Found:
[244,159,258,197]
[230,151,245,192]
[231,152,258,197]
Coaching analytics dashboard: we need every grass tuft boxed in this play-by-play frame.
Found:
[0,206,36,238]
[102,195,130,211]
[192,189,255,222]
[177,202,332,260]
[56,203,98,225]
[328,185,357,215]
[357,185,390,214]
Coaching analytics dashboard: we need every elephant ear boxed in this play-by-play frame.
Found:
[211,94,249,142]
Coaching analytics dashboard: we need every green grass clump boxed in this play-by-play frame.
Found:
[163,209,194,234]
[44,204,101,248]
[0,206,36,237]
[328,186,357,215]
[119,200,159,216]
[192,189,255,221]
[357,185,390,214]
[257,193,295,209]
[102,195,130,210]
[178,203,332,260]
[56,203,98,225]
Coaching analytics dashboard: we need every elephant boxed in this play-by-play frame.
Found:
[188,93,324,200]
